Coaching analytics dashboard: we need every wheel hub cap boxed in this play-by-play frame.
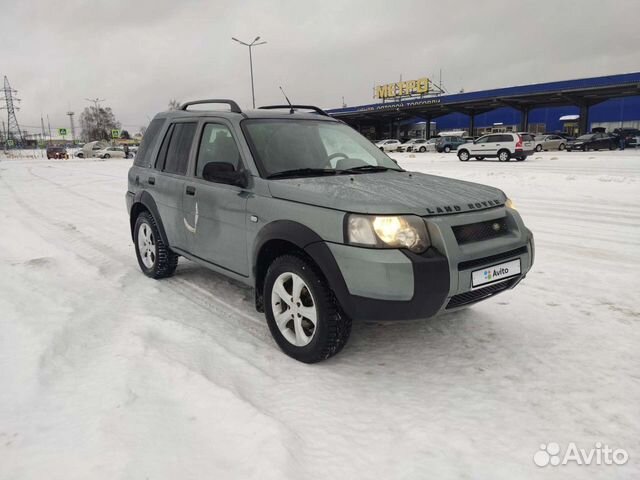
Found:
[138,223,156,269]
[271,272,317,347]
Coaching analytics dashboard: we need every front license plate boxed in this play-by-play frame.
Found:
[472,259,521,288]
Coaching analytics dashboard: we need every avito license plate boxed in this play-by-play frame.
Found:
[472,258,521,288]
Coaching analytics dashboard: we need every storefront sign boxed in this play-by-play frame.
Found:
[375,78,430,99]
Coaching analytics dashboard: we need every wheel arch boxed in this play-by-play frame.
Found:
[252,220,348,313]
[129,191,170,247]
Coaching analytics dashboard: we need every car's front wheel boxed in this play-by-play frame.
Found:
[535,144,542,152]
[419,146,426,153]
[264,254,352,363]
[444,145,451,153]
[134,211,178,279]
[458,150,470,161]
[558,143,565,151]
[103,154,110,158]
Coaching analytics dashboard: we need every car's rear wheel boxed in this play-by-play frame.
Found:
[419,146,426,153]
[516,157,526,161]
[458,150,470,161]
[476,156,484,161]
[264,254,352,363]
[134,211,178,279]
[498,150,511,162]
[558,143,565,151]
[379,147,384,151]
[104,154,110,158]
[444,145,451,153]
[535,144,542,152]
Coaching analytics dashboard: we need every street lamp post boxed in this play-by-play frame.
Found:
[231,36,267,109]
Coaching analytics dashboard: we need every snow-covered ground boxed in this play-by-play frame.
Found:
[0,149,638,479]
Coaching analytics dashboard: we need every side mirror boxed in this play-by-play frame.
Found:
[202,162,248,188]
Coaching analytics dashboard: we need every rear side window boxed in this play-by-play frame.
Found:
[134,118,165,167]
[500,134,515,142]
[162,123,197,175]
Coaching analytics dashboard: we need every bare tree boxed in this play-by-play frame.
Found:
[80,105,121,141]
[168,99,180,110]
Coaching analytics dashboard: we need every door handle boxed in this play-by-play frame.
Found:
[185,186,196,196]
[148,176,155,185]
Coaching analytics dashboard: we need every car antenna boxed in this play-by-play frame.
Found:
[279,86,294,114]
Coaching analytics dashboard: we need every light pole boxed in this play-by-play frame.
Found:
[232,36,267,109]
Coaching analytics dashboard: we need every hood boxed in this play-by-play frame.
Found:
[268,171,506,216]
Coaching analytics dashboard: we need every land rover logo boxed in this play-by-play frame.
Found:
[492,222,501,231]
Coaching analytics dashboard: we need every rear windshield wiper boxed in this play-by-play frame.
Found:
[339,165,403,174]
[267,168,338,179]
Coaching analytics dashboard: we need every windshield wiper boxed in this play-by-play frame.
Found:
[267,168,338,179]
[340,165,403,174]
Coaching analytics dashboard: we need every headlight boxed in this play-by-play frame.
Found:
[505,198,516,210]
[346,214,430,253]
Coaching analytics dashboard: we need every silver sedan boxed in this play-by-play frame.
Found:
[534,134,567,151]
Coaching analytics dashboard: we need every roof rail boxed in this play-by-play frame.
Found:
[258,105,330,117]
[179,99,242,114]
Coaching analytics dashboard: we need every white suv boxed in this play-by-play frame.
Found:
[375,139,401,152]
[456,133,534,162]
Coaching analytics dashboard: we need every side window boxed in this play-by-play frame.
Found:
[135,117,165,167]
[503,134,516,142]
[196,123,242,178]
[155,124,175,170]
[164,123,197,175]
[486,135,500,143]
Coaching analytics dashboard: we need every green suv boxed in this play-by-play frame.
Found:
[126,100,534,363]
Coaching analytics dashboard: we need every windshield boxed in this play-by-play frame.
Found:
[243,119,403,177]
[577,134,594,140]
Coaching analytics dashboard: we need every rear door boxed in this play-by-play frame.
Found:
[182,121,249,276]
[151,121,198,250]
[483,134,504,155]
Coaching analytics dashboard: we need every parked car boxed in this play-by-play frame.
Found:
[456,133,535,162]
[435,135,466,153]
[410,138,438,153]
[612,128,640,147]
[126,99,534,363]
[375,139,402,152]
[543,132,576,142]
[533,134,567,151]
[96,146,127,159]
[397,139,420,152]
[565,133,617,151]
[46,146,68,159]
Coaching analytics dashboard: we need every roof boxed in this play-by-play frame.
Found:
[157,104,338,122]
[327,72,640,121]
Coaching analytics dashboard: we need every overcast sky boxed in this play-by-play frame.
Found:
[3,0,639,134]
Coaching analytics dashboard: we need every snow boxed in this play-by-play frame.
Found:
[1,149,639,479]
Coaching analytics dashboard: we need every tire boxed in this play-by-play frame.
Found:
[476,156,484,161]
[104,154,110,158]
[535,144,542,152]
[264,254,352,363]
[516,157,526,161]
[457,150,470,162]
[379,147,384,151]
[558,143,565,151]
[419,146,426,153]
[444,145,451,153]
[498,149,511,162]
[133,211,178,279]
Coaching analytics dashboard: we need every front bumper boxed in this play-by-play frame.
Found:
[309,207,534,321]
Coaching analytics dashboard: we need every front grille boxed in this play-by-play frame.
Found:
[446,278,517,309]
[458,246,528,271]
[452,217,509,245]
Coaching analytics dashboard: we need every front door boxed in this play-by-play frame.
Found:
[182,121,249,276]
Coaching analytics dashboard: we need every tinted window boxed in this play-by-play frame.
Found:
[135,117,165,167]
[196,123,242,178]
[502,134,516,142]
[155,124,175,170]
[486,135,502,143]
[163,123,196,175]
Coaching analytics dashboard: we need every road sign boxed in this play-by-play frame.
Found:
[111,129,120,139]
[58,128,68,136]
